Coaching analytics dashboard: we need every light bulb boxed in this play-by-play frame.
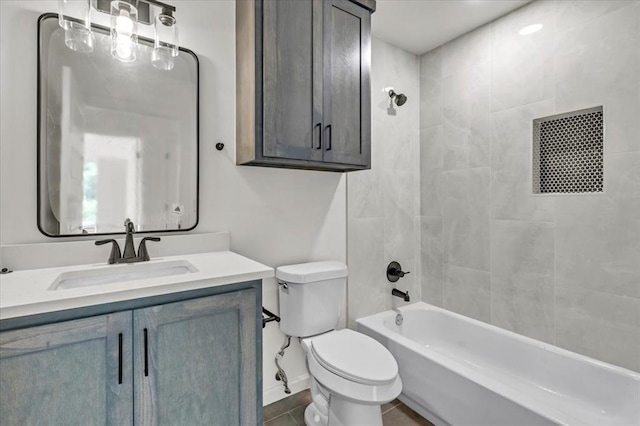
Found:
[116,14,134,37]
[116,38,133,59]
[110,0,138,62]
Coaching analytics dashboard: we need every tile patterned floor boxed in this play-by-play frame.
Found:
[264,390,434,426]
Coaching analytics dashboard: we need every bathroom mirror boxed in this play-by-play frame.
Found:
[37,14,198,236]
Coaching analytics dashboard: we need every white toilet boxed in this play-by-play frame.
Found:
[277,261,402,426]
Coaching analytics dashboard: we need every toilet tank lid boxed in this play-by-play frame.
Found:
[276,261,348,283]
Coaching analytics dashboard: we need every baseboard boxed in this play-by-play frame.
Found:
[263,374,310,406]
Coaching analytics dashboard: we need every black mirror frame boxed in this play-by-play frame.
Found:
[36,13,200,237]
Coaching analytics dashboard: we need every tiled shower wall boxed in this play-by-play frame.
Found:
[420,0,640,371]
[347,38,420,328]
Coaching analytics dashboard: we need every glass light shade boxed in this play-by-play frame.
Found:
[110,0,138,63]
[152,13,179,71]
[58,0,93,52]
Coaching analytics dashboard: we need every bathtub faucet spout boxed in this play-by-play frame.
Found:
[392,288,410,302]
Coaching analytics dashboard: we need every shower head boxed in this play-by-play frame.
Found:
[388,89,408,107]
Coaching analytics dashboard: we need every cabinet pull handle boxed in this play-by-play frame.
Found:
[118,333,123,384]
[326,125,332,151]
[143,328,149,377]
[315,123,322,149]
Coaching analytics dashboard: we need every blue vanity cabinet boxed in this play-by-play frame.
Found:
[0,282,261,426]
[0,312,134,425]
[133,289,258,425]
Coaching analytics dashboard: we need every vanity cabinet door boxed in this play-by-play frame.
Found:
[0,312,133,426]
[322,0,372,167]
[133,289,258,426]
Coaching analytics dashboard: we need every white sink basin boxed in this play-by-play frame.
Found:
[50,260,198,290]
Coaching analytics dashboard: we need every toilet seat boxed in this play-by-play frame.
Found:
[310,329,398,385]
[302,330,403,405]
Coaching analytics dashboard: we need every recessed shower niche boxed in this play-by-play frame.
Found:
[532,106,604,195]
[37,14,199,237]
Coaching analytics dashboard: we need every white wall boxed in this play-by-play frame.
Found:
[0,0,346,403]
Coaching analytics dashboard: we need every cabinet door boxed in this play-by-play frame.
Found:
[133,290,258,426]
[262,0,324,162]
[323,0,372,167]
[0,312,133,425]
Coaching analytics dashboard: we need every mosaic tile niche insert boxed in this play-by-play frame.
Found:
[532,106,604,194]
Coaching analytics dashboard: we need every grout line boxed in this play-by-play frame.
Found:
[381,400,403,415]
[288,411,303,426]
[488,24,494,326]
[264,412,296,426]
[551,5,558,348]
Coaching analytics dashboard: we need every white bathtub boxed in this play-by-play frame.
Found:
[356,302,640,426]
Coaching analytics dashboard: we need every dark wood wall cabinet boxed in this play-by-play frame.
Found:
[237,0,375,172]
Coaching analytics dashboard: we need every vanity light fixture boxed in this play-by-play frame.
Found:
[59,0,179,67]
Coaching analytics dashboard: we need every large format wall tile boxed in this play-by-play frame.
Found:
[442,63,491,170]
[491,100,555,221]
[555,152,640,299]
[347,218,388,328]
[442,168,490,271]
[554,0,635,33]
[421,216,444,307]
[491,220,555,342]
[492,276,555,344]
[490,99,555,165]
[491,220,555,282]
[444,264,491,322]
[491,152,555,222]
[491,1,554,112]
[348,39,420,327]
[420,47,442,129]
[420,125,443,217]
[555,287,640,371]
[418,0,640,372]
[441,24,491,78]
[555,4,640,153]
[347,170,383,220]
[384,170,416,261]
[442,123,468,171]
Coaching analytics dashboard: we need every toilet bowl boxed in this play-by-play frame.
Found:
[276,261,402,426]
[302,329,402,426]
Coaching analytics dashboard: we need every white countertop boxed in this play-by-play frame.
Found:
[0,250,274,320]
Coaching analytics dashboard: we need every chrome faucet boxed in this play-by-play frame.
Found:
[95,219,161,264]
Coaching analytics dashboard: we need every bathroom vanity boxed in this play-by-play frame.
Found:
[0,248,273,426]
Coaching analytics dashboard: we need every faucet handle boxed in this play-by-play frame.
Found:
[137,237,161,262]
[95,239,122,264]
[124,218,135,233]
[387,261,410,282]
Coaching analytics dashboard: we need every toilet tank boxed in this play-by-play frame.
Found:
[276,261,348,337]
